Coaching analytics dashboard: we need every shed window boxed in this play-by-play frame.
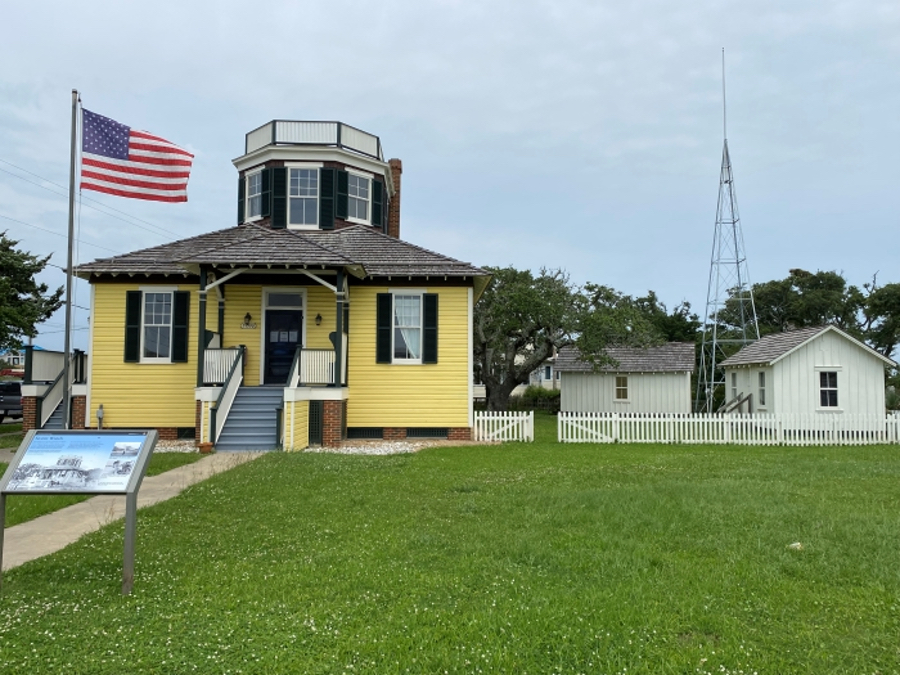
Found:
[615,375,628,400]
[819,371,838,407]
[758,372,766,406]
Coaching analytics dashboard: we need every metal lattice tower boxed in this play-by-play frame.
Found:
[695,52,759,413]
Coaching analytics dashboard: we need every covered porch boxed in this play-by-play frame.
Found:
[192,263,353,450]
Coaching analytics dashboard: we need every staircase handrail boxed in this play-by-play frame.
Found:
[287,345,303,388]
[36,370,66,428]
[210,345,245,444]
[718,391,753,414]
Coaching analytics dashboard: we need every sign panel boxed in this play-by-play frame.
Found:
[1,430,154,494]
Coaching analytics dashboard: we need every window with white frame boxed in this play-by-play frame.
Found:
[819,371,838,407]
[758,371,766,406]
[393,294,422,362]
[544,366,552,380]
[246,171,262,219]
[142,292,173,360]
[615,375,628,400]
[347,173,370,223]
[731,372,738,400]
[289,168,318,226]
[376,291,438,365]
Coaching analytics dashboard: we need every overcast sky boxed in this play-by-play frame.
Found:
[2,0,898,352]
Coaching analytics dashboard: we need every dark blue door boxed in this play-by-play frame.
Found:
[264,309,302,384]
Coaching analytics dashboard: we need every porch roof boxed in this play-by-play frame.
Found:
[75,224,488,282]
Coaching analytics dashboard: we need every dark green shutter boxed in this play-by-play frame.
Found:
[237,176,245,224]
[171,291,190,363]
[124,291,142,362]
[271,167,287,229]
[423,294,438,364]
[260,169,272,219]
[372,179,383,229]
[336,170,348,220]
[376,293,392,363]
[320,168,335,230]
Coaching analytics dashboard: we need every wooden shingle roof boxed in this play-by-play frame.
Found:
[719,325,896,367]
[556,343,696,373]
[75,224,488,282]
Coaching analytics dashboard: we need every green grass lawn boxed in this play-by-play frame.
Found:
[1,452,203,527]
[1,421,898,674]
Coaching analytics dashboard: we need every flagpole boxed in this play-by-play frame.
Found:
[63,89,79,430]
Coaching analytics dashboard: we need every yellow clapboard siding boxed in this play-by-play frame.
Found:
[347,286,470,427]
[222,285,263,386]
[89,282,199,428]
[306,286,337,350]
[284,400,309,451]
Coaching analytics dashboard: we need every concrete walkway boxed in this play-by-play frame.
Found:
[2,452,264,571]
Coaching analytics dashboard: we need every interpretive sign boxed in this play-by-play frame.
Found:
[1,429,158,594]
[3,431,151,494]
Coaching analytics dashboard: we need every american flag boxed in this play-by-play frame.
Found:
[80,109,194,202]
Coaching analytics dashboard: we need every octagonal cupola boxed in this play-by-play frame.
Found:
[233,120,401,237]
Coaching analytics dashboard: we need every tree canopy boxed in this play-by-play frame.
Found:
[719,268,900,359]
[0,232,63,352]
[473,267,700,411]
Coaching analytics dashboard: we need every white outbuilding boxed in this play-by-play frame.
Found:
[719,325,896,415]
[557,343,695,413]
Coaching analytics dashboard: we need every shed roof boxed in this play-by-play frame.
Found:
[719,325,897,368]
[556,343,696,373]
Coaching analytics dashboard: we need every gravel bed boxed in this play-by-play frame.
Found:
[154,439,486,455]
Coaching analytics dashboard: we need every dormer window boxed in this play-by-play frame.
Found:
[246,171,262,219]
[289,168,319,226]
[347,172,370,224]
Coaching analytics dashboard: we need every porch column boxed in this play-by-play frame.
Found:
[196,268,207,387]
[332,269,345,387]
[217,288,225,343]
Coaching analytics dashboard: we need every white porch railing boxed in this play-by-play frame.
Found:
[558,412,900,446]
[287,343,347,387]
[204,347,243,385]
[474,411,534,442]
[27,349,66,383]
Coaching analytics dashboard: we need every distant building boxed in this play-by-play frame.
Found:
[557,343,695,414]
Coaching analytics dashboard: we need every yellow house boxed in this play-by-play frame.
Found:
[75,121,490,450]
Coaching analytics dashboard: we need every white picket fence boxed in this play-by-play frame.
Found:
[474,411,534,442]
[558,411,900,446]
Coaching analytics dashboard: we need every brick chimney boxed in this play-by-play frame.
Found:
[387,158,402,239]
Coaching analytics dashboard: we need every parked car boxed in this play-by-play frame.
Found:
[0,380,23,420]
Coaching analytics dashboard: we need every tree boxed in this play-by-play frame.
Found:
[473,269,667,411]
[721,269,864,338]
[632,291,701,343]
[0,232,63,352]
[862,278,900,359]
[473,267,577,411]
[573,284,662,369]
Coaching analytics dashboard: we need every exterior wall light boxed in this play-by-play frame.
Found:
[315,313,322,326]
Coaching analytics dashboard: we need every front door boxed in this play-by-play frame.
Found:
[264,309,302,384]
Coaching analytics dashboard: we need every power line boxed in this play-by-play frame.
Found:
[0,158,184,240]
[0,213,122,255]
